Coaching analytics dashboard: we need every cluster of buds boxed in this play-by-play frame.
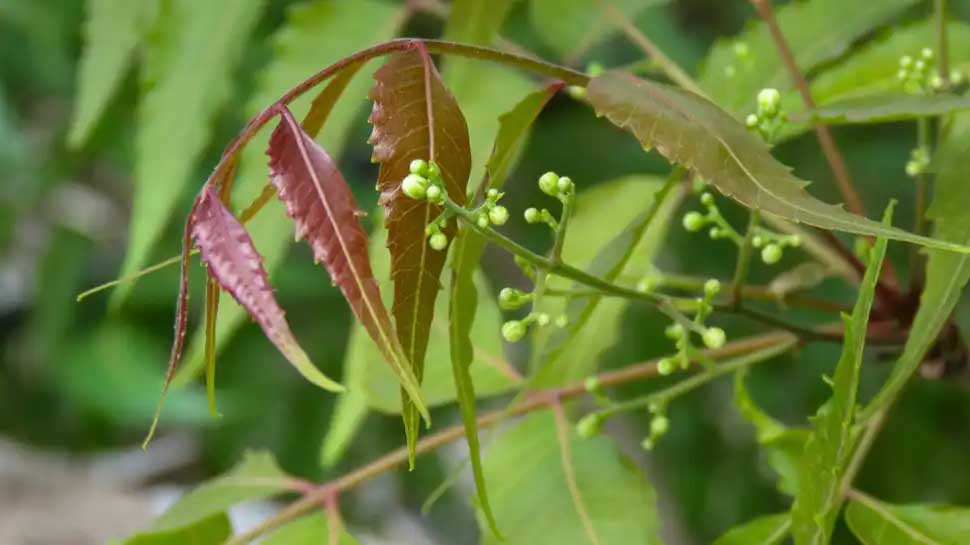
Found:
[745,88,786,142]
[657,279,726,375]
[401,159,443,203]
[905,146,931,178]
[475,188,510,228]
[682,192,744,244]
[524,171,574,229]
[500,311,553,343]
[722,41,753,80]
[751,229,801,265]
[641,403,670,451]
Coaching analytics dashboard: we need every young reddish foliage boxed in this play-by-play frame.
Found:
[192,185,344,392]
[368,47,472,455]
[267,107,427,419]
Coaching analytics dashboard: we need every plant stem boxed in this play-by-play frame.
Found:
[596,0,706,97]
[731,211,760,307]
[936,0,950,84]
[224,331,795,545]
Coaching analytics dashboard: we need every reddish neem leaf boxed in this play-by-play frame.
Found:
[193,185,344,392]
[267,106,428,422]
[368,47,472,458]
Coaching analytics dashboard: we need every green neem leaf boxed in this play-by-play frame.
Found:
[478,412,662,545]
[111,0,264,308]
[790,205,892,545]
[262,513,361,545]
[586,72,970,254]
[131,451,294,540]
[734,369,809,496]
[846,495,970,545]
[485,83,562,188]
[175,0,403,386]
[713,513,791,545]
[698,0,918,117]
[369,50,473,461]
[865,114,970,416]
[529,0,667,58]
[799,93,970,125]
[69,0,156,147]
[124,513,230,545]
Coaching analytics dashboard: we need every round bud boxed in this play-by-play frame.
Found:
[555,314,569,328]
[567,85,587,100]
[401,174,429,200]
[709,227,722,239]
[745,113,759,128]
[501,320,527,343]
[930,75,944,90]
[429,232,448,251]
[788,235,801,248]
[576,414,603,438]
[427,162,441,178]
[477,213,490,229]
[409,159,429,177]
[905,161,920,177]
[487,188,499,199]
[761,243,783,264]
[538,171,560,196]
[637,276,659,293]
[650,415,669,436]
[704,278,721,297]
[897,68,908,82]
[557,176,574,194]
[921,47,934,60]
[425,185,443,202]
[640,437,655,451]
[682,211,705,232]
[702,327,727,349]
[733,42,749,58]
[535,313,550,327]
[700,192,715,206]
[757,88,781,116]
[915,59,926,72]
[498,287,518,310]
[524,207,542,224]
[664,323,685,340]
[950,70,964,84]
[488,205,510,226]
[751,235,764,247]
[657,357,675,376]
[899,55,913,68]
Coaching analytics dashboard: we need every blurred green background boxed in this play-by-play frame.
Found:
[1,1,969,544]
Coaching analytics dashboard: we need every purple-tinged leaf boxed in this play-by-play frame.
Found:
[368,48,472,460]
[192,185,344,393]
[267,107,428,422]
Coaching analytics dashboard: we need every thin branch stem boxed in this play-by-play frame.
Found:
[731,211,760,307]
[224,331,795,545]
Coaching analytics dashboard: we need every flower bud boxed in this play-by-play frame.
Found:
[745,113,759,128]
[761,243,783,264]
[487,188,499,199]
[650,415,669,436]
[429,232,448,251]
[700,192,715,206]
[477,213,490,229]
[921,47,934,60]
[584,376,601,393]
[576,414,603,438]
[704,278,721,297]
[538,171,560,196]
[555,314,569,328]
[401,174,429,200]
[488,205,510,226]
[664,323,684,340]
[557,176,574,194]
[702,327,726,349]
[682,211,705,232]
[498,287,526,310]
[657,357,675,376]
[752,235,764,247]
[535,313,550,327]
[524,207,542,224]
[640,437,655,451]
[637,276,659,293]
[757,88,781,116]
[899,55,913,68]
[501,320,527,342]
[427,161,441,178]
[409,159,429,176]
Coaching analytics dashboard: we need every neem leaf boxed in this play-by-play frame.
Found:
[485,83,562,187]
[267,106,427,421]
[262,513,361,545]
[790,205,892,545]
[713,513,791,545]
[124,513,231,545]
[846,495,970,545]
[800,93,970,125]
[586,72,970,254]
[192,185,343,392]
[369,49,472,458]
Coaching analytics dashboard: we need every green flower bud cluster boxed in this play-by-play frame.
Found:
[401,159,445,204]
[525,171,575,231]
[745,87,786,142]
[904,146,931,178]
[682,192,744,244]
[657,278,728,375]
[722,40,753,80]
[500,311,555,343]
[576,413,603,438]
[641,405,670,451]
[473,188,510,228]
[897,48,939,93]
[750,228,801,265]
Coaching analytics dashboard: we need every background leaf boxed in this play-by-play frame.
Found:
[262,513,361,545]
[529,0,667,59]
[124,513,231,545]
[112,0,264,306]
[846,495,970,545]
[800,93,970,125]
[713,513,791,545]
[478,412,662,545]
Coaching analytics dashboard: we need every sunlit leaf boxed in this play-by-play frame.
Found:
[192,186,343,392]
[267,106,426,419]
[586,72,970,254]
[713,513,791,545]
[262,513,361,545]
[698,0,917,117]
[790,205,892,545]
[479,412,662,545]
[176,0,403,386]
[846,495,970,545]
[800,93,970,124]
[112,0,264,307]
[368,49,472,459]
[69,0,156,147]
[124,513,230,545]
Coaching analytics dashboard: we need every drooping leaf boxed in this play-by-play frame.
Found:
[799,93,970,125]
[534,168,683,385]
[368,49,472,458]
[529,0,667,58]
[734,369,809,496]
[713,513,791,545]
[262,513,361,545]
[128,451,293,541]
[176,0,403,386]
[124,513,231,545]
[69,0,156,147]
[111,0,264,307]
[864,115,970,415]
[586,72,970,254]
[479,412,662,545]
[192,185,343,392]
[846,495,970,545]
[267,106,426,420]
[698,0,918,117]
[790,205,892,545]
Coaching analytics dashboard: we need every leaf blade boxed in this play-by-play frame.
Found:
[800,93,970,124]
[713,513,791,545]
[846,495,970,545]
